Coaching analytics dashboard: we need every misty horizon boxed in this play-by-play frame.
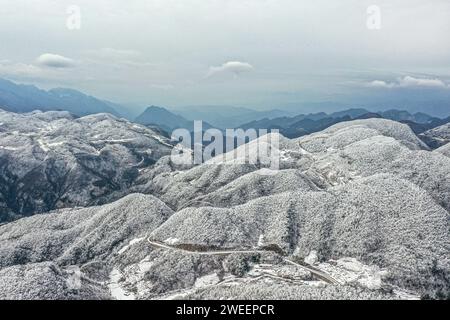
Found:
[1,76,450,119]
[1,0,450,114]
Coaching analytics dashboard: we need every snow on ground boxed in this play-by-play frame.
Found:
[0,146,21,151]
[0,116,446,300]
[37,138,49,152]
[257,234,265,247]
[392,289,421,300]
[247,263,313,284]
[152,135,174,148]
[92,138,136,144]
[318,257,387,290]
[304,250,319,265]
[108,256,156,300]
[0,109,174,222]
[194,273,221,288]
[164,238,180,245]
[108,268,136,300]
[118,237,146,254]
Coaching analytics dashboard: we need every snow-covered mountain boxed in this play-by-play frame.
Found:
[0,118,448,300]
[0,109,173,222]
[420,122,450,149]
[239,109,449,138]
[436,143,450,158]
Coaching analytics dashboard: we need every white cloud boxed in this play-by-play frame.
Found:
[0,60,43,78]
[0,54,76,81]
[367,76,449,89]
[87,48,141,60]
[367,80,393,88]
[207,61,254,78]
[398,76,447,88]
[36,53,75,68]
[85,48,156,68]
[0,58,78,82]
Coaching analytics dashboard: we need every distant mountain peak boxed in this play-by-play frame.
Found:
[135,105,190,132]
[0,78,125,118]
[143,105,175,113]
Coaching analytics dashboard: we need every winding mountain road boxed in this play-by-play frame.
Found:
[147,239,341,285]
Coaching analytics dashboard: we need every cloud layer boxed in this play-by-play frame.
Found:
[367,76,449,89]
[0,60,42,78]
[1,1,449,107]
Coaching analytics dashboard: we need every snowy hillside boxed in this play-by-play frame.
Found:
[0,118,448,300]
[420,122,450,149]
[0,109,173,222]
[436,143,450,158]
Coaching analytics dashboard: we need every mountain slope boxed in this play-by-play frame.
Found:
[0,194,172,268]
[135,106,214,132]
[135,106,191,132]
[0,109,173,222]
[0,193,172,300]
[419,122,450,149]
[436,143,450,158]
[170,105,294,129]
[0,118,448,300]
[239,109,448,139]
[150,174,449,296]
[0,78,121,116]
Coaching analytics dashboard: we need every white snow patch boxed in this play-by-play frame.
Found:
[112,257,155,299]
[118,237,146,255]
[0,146,20,151]
[280,150,292,161]
[393,288,421,300]
[46,141,66,148]
[194,273,221,289]
[138,260,154,274]
[152,135,173,148]
[319,257,388,290]
[304,250,319,265]
[65,266,82,290]
[257,234,265,247]
[37,139,49,152]
[164,237,180,245]
[92,138,135,144]
[256,168,279,176]
[108,268,135,300]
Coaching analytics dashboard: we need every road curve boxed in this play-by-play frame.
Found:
[147,239,341,285]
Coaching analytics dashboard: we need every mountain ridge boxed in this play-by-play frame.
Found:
[0,109,173,222]
[0,78,124,117]
[0,118,448,299]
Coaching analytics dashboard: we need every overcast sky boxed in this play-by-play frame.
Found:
[0,0,449,109]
